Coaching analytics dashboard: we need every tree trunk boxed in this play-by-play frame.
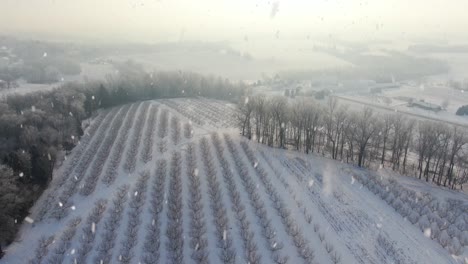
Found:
[381,136,387,166]
[358,146,365,167]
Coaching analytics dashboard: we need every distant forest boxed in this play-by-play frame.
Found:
[0,68,244,247]
[0,37,83,86]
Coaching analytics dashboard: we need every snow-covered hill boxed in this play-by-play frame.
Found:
[2,98,466,264]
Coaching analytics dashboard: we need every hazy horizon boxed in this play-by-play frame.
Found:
[1,0,468,45]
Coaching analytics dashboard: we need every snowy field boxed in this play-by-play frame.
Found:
[334,93,468,127]
[2,98,467,264]
[382,83,468,118]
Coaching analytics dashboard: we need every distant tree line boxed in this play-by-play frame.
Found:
[237,95,468,190]
[0,37,82,86]
[448,80,468,91]
[0,68,244,249]
[456,105,468,116]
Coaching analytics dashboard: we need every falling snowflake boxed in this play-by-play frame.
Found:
[71,205,76,211]
[19,172,24,177]
[194,168,199,176]
[245,97,249,104]
[308,179,314,187]
[71,135,75,140]
[253,161,258,168]
[71,249,75,255]
[31,106,36,112]
[223,229,227,241]
[24,216,34,224]
[91,222,96,233]
[424,228,431,238]
[58,202,63,207]
[134,191,138,196]
[43,52,47,57]
[91,95,95,100]
[351,177,355,185]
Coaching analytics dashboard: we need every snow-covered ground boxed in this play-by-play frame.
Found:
[2,98,466,264]
[335,94,468,127]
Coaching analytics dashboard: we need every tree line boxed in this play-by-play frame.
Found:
[456,105,468,116]
[237,95,468,190]
[0,68,244,249]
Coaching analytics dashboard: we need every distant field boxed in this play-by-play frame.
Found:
[3,98,465,264]
[108,49,352,81]
[334,84,468,126]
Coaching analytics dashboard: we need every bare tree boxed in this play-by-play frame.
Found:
[445,126,467,187]
[379,114,393,167]
[237,96,254,139]
[270,97,288,148]
[324,97,339,159]
[352,108,379,167]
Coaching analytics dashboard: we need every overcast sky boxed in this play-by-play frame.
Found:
[1,0,467,43]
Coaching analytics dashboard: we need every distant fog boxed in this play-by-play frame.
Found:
[1,1,468,81]
[2,0,468,50]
